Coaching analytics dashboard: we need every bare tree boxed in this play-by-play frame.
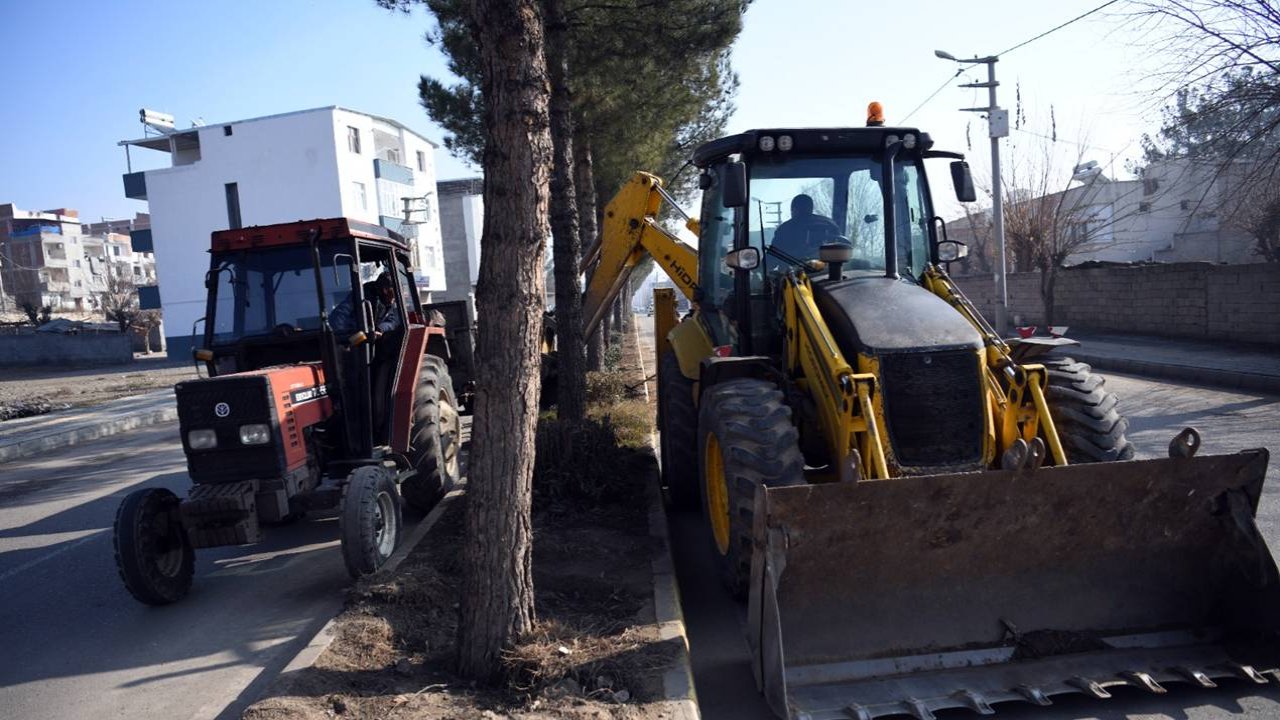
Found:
[457,0,553,682]
[101,262,140,333]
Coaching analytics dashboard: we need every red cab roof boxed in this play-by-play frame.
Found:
[210,218,408,253]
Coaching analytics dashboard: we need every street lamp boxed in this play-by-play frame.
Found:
[936,49,1010,336]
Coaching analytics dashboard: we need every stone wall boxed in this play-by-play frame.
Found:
[952,263,1280,345]
[0,333,133,366]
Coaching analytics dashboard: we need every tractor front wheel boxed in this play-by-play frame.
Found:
[1043,357,1136,463]
[113,488,194,605]
[340,466,402,578]
[697,379,805,599]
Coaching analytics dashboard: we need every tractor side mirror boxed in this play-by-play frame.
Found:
[725,247,759,271]
[721,161,747,208]
[936,240,969,262]
[950,161,977,202]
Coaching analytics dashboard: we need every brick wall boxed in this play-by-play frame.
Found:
[952,263,1280,345]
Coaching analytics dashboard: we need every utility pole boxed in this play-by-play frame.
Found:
[936,50,1010,335]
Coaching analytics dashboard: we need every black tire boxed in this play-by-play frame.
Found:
[401,356,461,513]
[113,488,194,605]
[1042,357,1136,463]
[659,351,700,510]
[340,466,402,578]
[697,379,805,599]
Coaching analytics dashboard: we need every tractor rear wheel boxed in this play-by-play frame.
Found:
[658,351,699,510]
[697,378,805,599]
[401,356,461,513]
[340,466,402,578]
[113,487,194,605]
[1042,357,1135,463]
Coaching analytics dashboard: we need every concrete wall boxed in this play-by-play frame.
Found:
[952,263,1280,345]
[0,333,133,366]
[436,184,483,317]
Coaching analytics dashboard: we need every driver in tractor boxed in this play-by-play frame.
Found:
[767,193,841,269]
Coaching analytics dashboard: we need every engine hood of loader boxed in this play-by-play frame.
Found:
[810,275,983,357]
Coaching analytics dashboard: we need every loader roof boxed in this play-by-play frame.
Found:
[210,217,409,253]
[692,126,931,167]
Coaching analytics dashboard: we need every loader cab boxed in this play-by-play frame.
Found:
[693,127,948,355]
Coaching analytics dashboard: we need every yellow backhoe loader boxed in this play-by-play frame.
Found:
[579,113,1280,719]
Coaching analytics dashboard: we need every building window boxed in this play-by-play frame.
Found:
[113,245,122,257]
[384,148,401,164]
[1143,178,1159,196]
[1180,199,1191,211]
[353,181,367,211]
[347,126,362,154]
[74,259,81,267]
[223,125,233,136]
[416,150,426,172]
[74,280,82,288]
[1139,201,1152,213]
[225,182,243,229]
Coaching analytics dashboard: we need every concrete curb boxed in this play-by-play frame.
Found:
[647,456,701,719]
[0,401,178,463]
[227,487,463,716]
[1070,352,1280,395]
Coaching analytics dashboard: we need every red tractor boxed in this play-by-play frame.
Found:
[113,218,462,605]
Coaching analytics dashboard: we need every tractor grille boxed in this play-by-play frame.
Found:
[880,349,985,469]
[176,376,282,484]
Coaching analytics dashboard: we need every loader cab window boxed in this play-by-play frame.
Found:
[747,154,933,281]
[698,167,736,309]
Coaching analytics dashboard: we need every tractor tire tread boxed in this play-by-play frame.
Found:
[659,352,700,510]
[1043,357,1136,463]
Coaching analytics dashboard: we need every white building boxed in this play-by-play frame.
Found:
[119,106,445,350]
[436,177,484,319]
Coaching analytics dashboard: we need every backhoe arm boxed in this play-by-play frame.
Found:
[580,172,699,338]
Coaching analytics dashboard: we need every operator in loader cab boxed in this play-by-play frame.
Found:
[769,193,840,266]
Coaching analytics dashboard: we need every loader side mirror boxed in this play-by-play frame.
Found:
[725,247,759,271]
[936,240,969,262]
[950,161,977,202]
[721,161,747,208]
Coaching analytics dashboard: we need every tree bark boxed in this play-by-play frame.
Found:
[457,0,552,682]
[544,0,586,426]
[574,118,605,371]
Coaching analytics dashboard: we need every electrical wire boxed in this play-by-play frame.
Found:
[902,67,965,123]
[997,0,1121,57]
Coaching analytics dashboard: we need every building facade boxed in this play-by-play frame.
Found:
[0,204,155,313]
[435,177,484,319]
[119,106,445,349]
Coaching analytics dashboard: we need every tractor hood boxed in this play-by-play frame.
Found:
[810,275,983,357]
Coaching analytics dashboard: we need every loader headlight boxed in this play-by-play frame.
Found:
[239,424,271,445]
[188,429,218,449]
[777,134,793,152]
[758,135,775,152]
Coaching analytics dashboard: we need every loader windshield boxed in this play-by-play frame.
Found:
[749,154,931,280]
[207,244,355,344]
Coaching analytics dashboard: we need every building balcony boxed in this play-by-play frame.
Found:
[373,159,414,185]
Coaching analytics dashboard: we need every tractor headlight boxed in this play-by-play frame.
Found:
[239,424,271,445]
[188,429,217,449]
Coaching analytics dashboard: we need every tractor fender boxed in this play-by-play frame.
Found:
[666,314,714,382]
[698,355,782,401]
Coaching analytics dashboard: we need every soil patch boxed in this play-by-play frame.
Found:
[245,321,681,720]
[0,358,195,415]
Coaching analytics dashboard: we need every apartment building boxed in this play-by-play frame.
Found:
[119,106,445,350]
[0,204,155,312]
[436,177,484,319]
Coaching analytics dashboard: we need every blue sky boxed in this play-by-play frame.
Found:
[0,0,1158,222]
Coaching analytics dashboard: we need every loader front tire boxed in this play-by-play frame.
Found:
[401,356,461,513]
[659,351,700,510]
[1043,357,1135,463]
[697,378,804,599]
[114,487,194,605]
[341,466,402,578]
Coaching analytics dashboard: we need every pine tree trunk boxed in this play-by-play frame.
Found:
[457,0,551,682]
[544,0,585,426]
[574,119,605,372]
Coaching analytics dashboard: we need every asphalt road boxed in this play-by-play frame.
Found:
[670,371,1280,720]
[0,419,459,720]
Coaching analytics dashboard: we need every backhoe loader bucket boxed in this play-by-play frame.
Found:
[747,450,1280,720]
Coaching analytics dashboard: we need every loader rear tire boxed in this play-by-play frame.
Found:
[698,378,805,600]
[341,466,402,578]
[1042,357,1136,463]
[401,356,461,513]
[659,351,700,510]
[113,487,194,606]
